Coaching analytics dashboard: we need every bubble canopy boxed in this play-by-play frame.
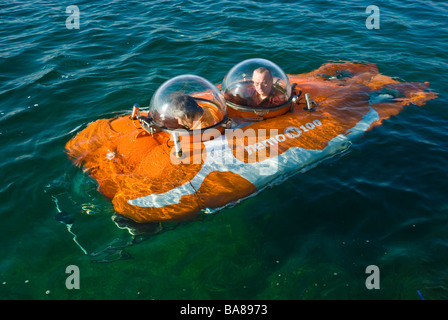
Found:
[221,59,292,109]
[148,75,227,131]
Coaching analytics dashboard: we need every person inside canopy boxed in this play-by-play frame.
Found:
[248,67,287,108]
[170,93,221,130]
[221,59,292,111]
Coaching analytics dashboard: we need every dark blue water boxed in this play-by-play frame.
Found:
[1,0,447,300]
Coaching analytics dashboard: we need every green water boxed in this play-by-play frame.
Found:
[1,0,447,300]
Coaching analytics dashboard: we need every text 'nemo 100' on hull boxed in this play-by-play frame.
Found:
[65,59,438,223]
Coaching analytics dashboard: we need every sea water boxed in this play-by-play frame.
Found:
[0,0,447,300]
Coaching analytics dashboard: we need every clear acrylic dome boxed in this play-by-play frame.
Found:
[221,58,292,108]
[149,75,227,131]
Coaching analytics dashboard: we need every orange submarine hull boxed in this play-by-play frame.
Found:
[65,62,437,223]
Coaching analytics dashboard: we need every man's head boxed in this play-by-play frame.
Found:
[171,93,204,130]
[252,67,273,99]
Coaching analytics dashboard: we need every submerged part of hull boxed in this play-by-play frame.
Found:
[65,62,437,223]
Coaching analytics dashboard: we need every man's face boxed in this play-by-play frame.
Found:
[175,116,192,130]
[253,70,273,97]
